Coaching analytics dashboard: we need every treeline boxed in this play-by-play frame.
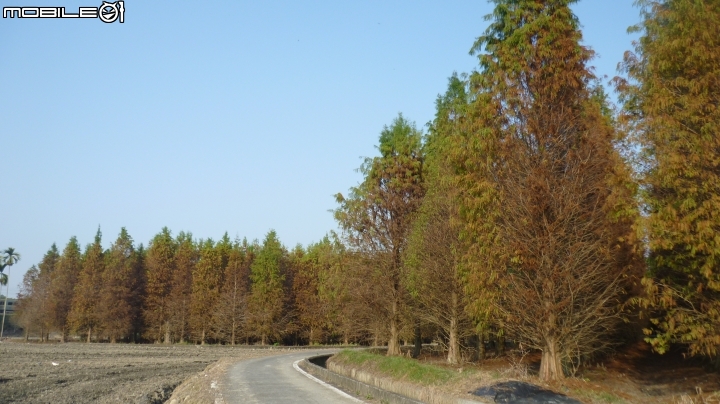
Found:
[16,0,720,380]
[15,228,357,346]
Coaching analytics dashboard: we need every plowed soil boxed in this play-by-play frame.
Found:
[0,341,285,404]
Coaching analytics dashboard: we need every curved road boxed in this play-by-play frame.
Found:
[222,349,365,403]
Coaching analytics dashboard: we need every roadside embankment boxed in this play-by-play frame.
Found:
[299,350,486,404]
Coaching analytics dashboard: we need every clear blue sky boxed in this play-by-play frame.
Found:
[0,0,640,297]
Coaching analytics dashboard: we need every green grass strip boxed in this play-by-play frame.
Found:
[334,350,459,385]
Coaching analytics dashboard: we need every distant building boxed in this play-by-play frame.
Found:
[0,297,21,336]
[0,297,17,316]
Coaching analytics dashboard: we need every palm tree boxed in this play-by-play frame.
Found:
[0,256,7,286]
[1,248,21,338]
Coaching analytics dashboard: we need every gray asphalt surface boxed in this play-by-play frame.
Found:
[222,349,364,404]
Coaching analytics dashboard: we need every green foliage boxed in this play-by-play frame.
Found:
[619,0,720,360]
[334,113,425,355]
[248,230,288,344]
[1,247,21,286]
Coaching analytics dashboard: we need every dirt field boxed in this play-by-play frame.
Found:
[0,340,287,404]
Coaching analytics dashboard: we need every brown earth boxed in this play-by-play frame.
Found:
[0,340,286,404]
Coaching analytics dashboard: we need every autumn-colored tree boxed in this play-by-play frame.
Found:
[98,228,138,342]
[47,237,82,342]
[69,229,105,342]
[248,230,289,345]
[335,114,425,355]
[36,245,59,341]
[14,265,40,341]
[190,238,226,344]
[167,231,196,343]
[454,0,638,380]
[310,235,357,345]
[618,0,720,362]
[212,238,252,345]
[404,73,477,364]
[292,243,327,344]
[144,227,177,343]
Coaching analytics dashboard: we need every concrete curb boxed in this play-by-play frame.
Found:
[298,354,487,404]
[298,354,425,404]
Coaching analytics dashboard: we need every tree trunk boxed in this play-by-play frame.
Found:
[447,292,459,364]
[201,329,206,345]
[448,317,459,364]
[496,333,505,356]
[87,327,92,343]
[261,334,266,346]
[387,299,400,356]
[477,328,485,361]
[540,338,564,381]
[412,324,422,359]
[164,321,171,344]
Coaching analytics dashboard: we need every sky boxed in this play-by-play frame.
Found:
[0,0,641,298]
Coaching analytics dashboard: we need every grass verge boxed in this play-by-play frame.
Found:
[333,349,464,385]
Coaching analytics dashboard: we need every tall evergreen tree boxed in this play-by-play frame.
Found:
[168,231,196,343]
[69,229,105,342]
[27,245,58,341]
[248,230,288,345]
[144,227,177,343]
[98,228,137,342]
[454,0,638,380]
[334,114,426,356]
[294,241,331,345]
[48,237,82,342]
[190,238,225,344]
[619,0,720,362]
[212,238,252,345]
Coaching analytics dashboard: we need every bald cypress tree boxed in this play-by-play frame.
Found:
[48,237,82,342]
[69,229,105,342]
[167,232,197,343]
[190,238,225,344]
[454,0,638,380]
[99,228,137,343]
[334,114,425,356]
[212,238,252,345]
[144,227,177,343]
[619,0,720,362]
[248,230,287,345]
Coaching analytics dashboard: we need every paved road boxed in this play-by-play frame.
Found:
[222,349,364,404]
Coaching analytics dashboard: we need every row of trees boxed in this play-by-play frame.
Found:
[333,0,720,381]
[14,0,720,380]
[15,228,361,346]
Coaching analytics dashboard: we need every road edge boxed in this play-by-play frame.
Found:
[293,359,365,403]
[297,354,428,404]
